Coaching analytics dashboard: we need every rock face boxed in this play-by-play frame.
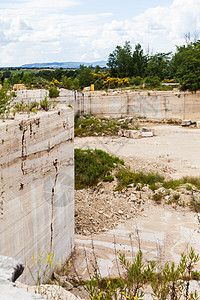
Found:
[0,106,74,283]
[14,89,200,122]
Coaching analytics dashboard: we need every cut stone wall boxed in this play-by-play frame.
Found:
[14,89,200,121]
[0,106,74,283]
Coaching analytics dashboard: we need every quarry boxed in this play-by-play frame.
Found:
[1,88,200,299]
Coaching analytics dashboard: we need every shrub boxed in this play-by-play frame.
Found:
[40,97,50,111]
[145,76,161,88]
[85,248,199,300]
[75,148,124,189]
[49,86,59,98]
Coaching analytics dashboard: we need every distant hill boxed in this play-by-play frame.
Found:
[20,61,107,69]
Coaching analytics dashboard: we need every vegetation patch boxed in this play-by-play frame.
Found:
[75,148,124,190]
[84,248,199,300]
[74,114,140,137]
[115,169,164,191]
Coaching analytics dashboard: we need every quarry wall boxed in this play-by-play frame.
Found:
[0,106,74,283]
[15,89,200,121]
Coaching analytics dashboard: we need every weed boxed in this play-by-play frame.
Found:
[186,184,192,191]
[152,192,163,204]
[40,97,50,111]
[27,250,55,286]
[162,179,184,190]
[173,193,180,201]
[84,247,200,300]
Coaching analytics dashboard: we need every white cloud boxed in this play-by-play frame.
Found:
[0,0,200,66]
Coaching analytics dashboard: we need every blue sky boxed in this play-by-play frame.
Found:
[0,0,199,66]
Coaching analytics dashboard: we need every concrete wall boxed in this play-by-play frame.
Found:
[0,106,74,283]
[14,89,200,121]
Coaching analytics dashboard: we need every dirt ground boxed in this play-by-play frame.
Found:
[69,125,200,299]
[75,125,200,179]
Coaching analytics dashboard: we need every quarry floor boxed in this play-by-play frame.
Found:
[70,125,200,298]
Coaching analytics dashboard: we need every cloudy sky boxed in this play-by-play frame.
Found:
[0,0,199,67]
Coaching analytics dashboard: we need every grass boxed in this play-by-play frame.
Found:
[115,169,164,191]
[75,148,124,190]
[74,114,140,137]
[114,168,200,195]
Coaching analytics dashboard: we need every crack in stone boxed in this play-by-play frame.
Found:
[50,159,58,252]
[21,128,27,175]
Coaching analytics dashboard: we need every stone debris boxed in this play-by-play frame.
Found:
[17,283,78,300]
[75,175,200,236]
[118,127,154,139]
[181,119,191,126]
[53,272,73,290]
[197,121,200,128]
[75,181,145,235]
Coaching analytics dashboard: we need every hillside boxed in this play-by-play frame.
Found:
[20,60,107,69]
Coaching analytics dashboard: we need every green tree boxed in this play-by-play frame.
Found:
[145,52,172,80]
[173,41,200,91]
[132,43,148,77]
[61,76,74,89]
[78,65,93,89]
[107,41,134,77]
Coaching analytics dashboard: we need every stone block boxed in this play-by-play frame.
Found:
[181,120,191,126]
[141,131,153,137]
[0,107,74,284]
[196,121,200,128]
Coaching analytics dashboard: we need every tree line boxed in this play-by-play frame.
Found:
[0,39,200,91]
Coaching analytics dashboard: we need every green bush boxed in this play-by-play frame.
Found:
[40,97,50,111]
[49,86,59,98]
[75,148,124,189]
[145,76,161,88]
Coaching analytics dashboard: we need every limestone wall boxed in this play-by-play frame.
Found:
[0,106,74,283]
[14,89,200,121]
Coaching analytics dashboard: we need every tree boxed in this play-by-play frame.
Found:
[107,41,134,77]
[132,43,147,77]
[172,41,200,91]
[78,65,93,89]
[145,52,172,80]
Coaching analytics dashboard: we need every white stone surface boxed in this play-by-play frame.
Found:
[141,131,154,137]
[181,119,191,126]
[0,255,46,299]
[0,107,74,284]
[14,89,200,121]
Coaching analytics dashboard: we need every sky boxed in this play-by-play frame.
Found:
[0,0,199,67]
